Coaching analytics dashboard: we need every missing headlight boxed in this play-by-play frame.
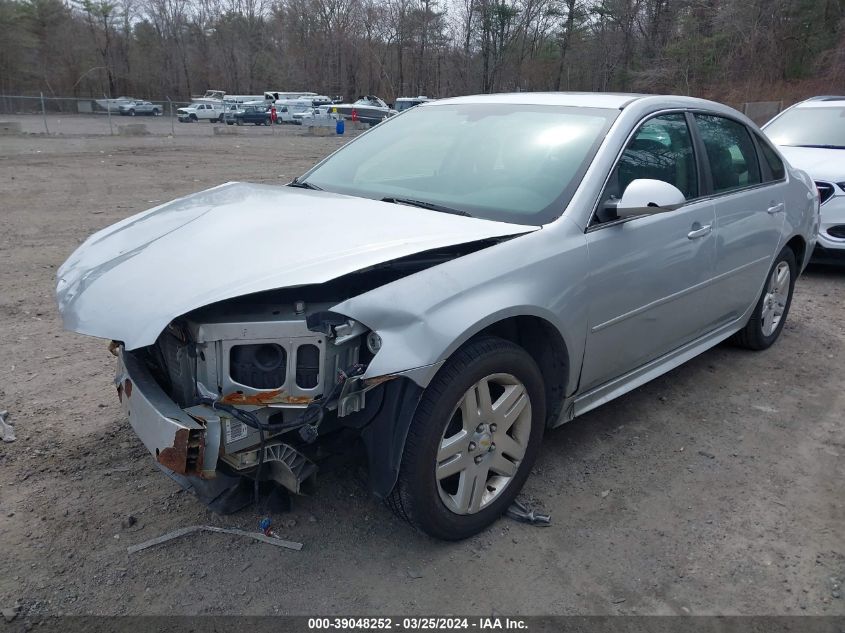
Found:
[230,343,287,389]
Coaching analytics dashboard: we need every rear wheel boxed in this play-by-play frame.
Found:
[152,108,160,116]
[386,336,545,540]
[731,246,797,350]
[129,109,136,116]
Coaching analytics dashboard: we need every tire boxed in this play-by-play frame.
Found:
[129,109,135,116]
[731,246,797,350]
[386,336,545,540]
[189,114,197,122]
[152,108,159,116]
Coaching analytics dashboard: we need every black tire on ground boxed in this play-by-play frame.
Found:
[731,245,797,350]
[236,119,242,126]
[152,108,159,116]
[189,114,197,122]
[129,109,135,116]
[385,335,546,540]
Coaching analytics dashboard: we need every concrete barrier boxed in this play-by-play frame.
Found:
[118,123,149,136]
[0,121,22,135]
[213,125,239,135]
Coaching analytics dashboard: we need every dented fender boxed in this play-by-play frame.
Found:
[333,218,591,395]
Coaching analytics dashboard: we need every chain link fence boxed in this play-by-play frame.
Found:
[0,94,201,136]
[742,101,783,126]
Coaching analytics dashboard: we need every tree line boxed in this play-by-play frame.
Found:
[0,0,843,106]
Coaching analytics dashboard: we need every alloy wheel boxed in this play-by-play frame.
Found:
[435,373,532,515]
[761,261,790,337]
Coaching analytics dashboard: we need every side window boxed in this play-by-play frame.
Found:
[755,133,786,181]
[603,113,698,213]
[695,115,761,192]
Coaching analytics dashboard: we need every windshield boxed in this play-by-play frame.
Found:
[765,105,845,148]
[301,103,616,224]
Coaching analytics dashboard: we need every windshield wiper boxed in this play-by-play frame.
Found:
[792,144,845,150]
[288,178,323,190]
[381,196,471,217]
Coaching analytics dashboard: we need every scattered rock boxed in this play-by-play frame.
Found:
[121,515,137,529]
[600,490,611,498]
[2,606,20,623]
[698,450,715,459]
[407,569,423,579]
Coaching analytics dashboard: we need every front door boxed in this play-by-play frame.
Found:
[581,112,718,391]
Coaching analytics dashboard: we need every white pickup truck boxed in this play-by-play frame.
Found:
[177,103,224,122]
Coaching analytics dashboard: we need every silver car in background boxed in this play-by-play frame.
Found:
[763,95,845,263]
[117,100,161,116]
[56,93,818,540]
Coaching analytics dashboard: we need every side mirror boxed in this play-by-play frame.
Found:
[602,179,687,221]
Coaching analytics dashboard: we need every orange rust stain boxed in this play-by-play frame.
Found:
[157,428,189,474]
[157,428,205,475]
[219,389,313,406]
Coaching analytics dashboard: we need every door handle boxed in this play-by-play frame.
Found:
[687,224,712,240]
[767,203,785,214]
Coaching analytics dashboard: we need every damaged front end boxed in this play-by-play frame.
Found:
[116,299,415,509]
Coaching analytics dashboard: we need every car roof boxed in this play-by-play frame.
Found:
[793,97,845,108]
[427,92,737,114]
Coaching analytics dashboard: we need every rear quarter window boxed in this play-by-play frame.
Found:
[755,133,786,181]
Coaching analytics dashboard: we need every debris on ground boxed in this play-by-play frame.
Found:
[2,604,20,623]
[0,410,15,443]
[127,525,303,554]
[600,489,611,498]
[506,499,551,526]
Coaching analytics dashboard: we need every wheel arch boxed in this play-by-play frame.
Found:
[784,234,807,270]
[468,315,569,427]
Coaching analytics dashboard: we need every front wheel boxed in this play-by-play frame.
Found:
[731,246,797,350]
[152,108,160,116]
[386,336,545,540]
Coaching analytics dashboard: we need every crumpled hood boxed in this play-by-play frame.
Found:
[57,182,536,349]
[777,146,845,183]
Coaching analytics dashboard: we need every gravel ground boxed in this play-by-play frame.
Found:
[0,119,843,619]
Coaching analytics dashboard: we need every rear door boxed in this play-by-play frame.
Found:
[691,114,786,327]
[581,112,718,391]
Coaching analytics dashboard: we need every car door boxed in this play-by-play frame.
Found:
[580,112,718,391]
[692,114,787,326]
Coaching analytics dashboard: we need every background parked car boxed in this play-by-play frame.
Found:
[117,100,161,116]
[763,96,845,264]
[233,104,271,126]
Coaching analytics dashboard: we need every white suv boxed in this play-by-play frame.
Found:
[764,96,845,263]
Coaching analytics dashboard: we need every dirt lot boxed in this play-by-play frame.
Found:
[1,115,844,618]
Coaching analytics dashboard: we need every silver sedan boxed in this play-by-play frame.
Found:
[56,93,818,540]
